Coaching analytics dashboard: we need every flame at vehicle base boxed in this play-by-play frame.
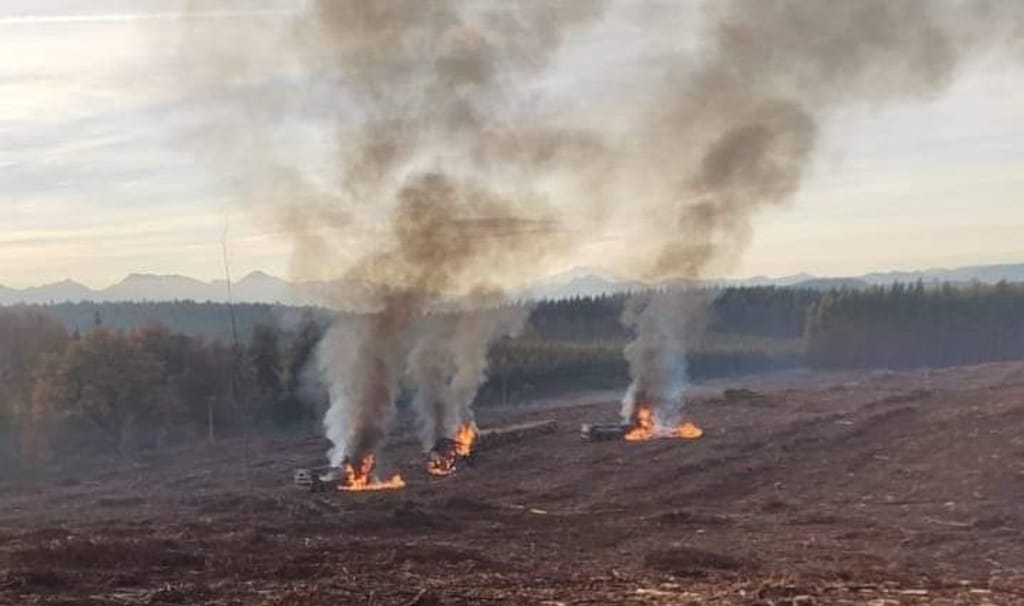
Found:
[426,423,478,477]
[340,454,406,491]
[625,405,703,442]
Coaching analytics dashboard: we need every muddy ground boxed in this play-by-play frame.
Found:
[2,363,1024,605]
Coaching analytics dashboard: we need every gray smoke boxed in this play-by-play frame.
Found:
[620,291,708,426]
[407,301,529,451]
[292,1,604,465]
[446,302,530,438]
[317,294,417,467]
[407,314,456,451]
[616,0,1023,424]
[178,0,1023,457]
[620,294,688,426]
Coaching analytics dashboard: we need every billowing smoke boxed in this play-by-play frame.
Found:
[408,301,529,451]
[317,294,416,467]
[178,1,1023,460]
[620,291,708,427]
[407,315,455,452]
[271,1,605,468]
[446,303,530,438]
[615,0,1023,427]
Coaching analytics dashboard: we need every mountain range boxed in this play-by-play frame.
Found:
[2,263,1023,306]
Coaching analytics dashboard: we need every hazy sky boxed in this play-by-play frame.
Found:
[1,1,1022,289]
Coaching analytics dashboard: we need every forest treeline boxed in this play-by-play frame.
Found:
[0,310,325,468]
[36,286,817,342]
[34,301,330,344]
[3,282,1023,466]
[806,282,1024,369]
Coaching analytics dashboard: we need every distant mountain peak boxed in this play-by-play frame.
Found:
[44,278,88,287]
[239,270,283,282]
[2,261,1023,306]
[119,273,202,283]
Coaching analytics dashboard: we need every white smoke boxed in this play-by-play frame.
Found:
[407,301,529,451]
[620,290,707,427]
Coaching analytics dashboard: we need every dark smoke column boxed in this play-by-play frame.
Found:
[618,0,1023,427]
[319,295,416,469]
[291,0,610,471]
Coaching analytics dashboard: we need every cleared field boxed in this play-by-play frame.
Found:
[2,363,1024,604]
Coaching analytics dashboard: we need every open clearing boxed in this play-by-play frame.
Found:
[2,363,1024,605]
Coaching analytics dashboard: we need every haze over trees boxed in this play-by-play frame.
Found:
[3,282,1024,469]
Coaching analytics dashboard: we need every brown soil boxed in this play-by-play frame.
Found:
[2,362,1024,605]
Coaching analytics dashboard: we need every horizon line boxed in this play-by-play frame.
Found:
[4,260,1024,293]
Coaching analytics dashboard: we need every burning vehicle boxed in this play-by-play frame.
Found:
[623,404,703,441]
[295,419,558,491]
[424,419,559,477]
[293,454,405,493]
[339,454,406,491]
[582,392,702,442]
[426,423,478,477]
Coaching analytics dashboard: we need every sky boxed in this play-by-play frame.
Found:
[1,1,1022,289]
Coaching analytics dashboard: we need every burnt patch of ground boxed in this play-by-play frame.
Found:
[2,362,1024,604]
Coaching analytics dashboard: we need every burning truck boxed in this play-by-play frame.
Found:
[581,392,703,442]
[294,419,558,492]
[293,454,406,493]
[426,423,478,477]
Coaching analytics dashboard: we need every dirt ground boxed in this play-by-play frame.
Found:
[2,362,1024,605]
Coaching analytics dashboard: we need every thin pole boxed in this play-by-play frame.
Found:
[222,216,251,492]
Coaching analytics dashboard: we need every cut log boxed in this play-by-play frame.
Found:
[580,423,631,441]
[477,420,558,448]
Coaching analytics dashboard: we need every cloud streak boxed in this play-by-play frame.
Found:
[0,9,293,27]
[1,0,1022,293]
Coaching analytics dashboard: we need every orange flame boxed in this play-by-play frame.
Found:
[625,405,703,442]
[454,423,477,457]
[340,454,406,491]
[674,422,704,440]
[624,406,656,441]
[426,423,477,477]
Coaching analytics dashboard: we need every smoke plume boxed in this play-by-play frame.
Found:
[447,303,530,437]
[407,315,456,452]
[318,294,416,467]
[289,0,606,467]
[615,0,1023,426]
[620,291,709,426]
[178,0,1023,460]
[408,302,529,451]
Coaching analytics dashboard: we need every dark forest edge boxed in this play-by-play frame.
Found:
[2,281,1022,469]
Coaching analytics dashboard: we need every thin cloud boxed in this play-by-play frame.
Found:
[0,9,293,27]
